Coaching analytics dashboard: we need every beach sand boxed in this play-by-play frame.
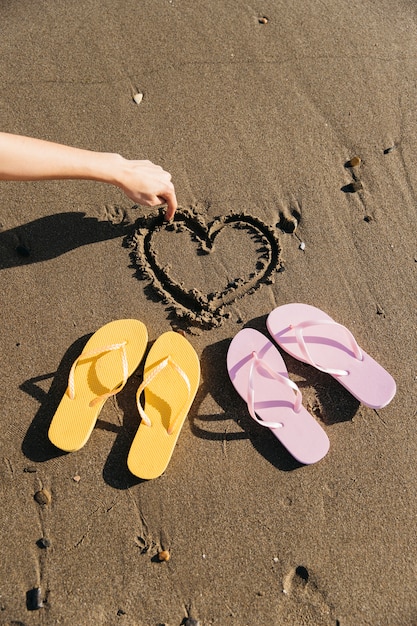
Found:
[0,1,416,624]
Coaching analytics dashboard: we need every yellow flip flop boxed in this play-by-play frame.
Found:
[127,331,200,479]
[48,319,148,452]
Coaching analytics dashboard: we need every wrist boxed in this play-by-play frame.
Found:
[90,151,125,187]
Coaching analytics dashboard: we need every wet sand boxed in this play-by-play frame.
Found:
[1,1,416,624]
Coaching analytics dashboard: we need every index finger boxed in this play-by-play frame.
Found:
[160,188,178,221]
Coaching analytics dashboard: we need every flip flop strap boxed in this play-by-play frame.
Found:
[136,355,191,435]
[68,342,129,407]
[247,351,302,429]
[290,319,363,376]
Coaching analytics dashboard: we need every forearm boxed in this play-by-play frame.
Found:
[0,132,121,184]
[0,131,177,219]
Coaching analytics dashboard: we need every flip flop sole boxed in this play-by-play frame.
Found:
[48,319,148,452]
[227,328,329,465]
[127,331,200,480]
[267,303,396,409]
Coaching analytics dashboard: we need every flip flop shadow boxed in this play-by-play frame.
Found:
[21,334,93,462]
[102,364,149,489]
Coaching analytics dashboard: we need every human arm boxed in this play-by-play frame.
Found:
[0,132,177,219]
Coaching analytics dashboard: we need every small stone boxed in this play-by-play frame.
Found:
[72,475,81,483]
[26,587,43,610]
[158,550,170,562]
[258,16,269,24]
[184,619,201,626]
[117,608,127,616]
[299,241,305,251]
[384,145,396,154]
[24,466,37,473]
[34,488,51,506]
[346,155,361,168]
[37,537,51,549]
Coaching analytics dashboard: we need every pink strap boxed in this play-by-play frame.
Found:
[136,355,191,435]
[290,319,363,376]
[68,342,129,407]
[247,351,302,429]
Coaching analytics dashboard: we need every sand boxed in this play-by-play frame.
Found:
[0,1,416,624]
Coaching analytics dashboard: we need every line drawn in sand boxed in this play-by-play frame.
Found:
[127,207,282,328]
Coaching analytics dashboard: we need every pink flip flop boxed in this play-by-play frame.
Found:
[267,303,396,409]
[227,328,330,465]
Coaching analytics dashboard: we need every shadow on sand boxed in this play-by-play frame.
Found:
[0,211,131,269]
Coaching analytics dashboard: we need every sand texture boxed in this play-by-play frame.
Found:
[1,1,416,624]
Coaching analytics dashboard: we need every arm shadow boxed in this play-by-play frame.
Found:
[0,211,132,269]
[189,314,359,473]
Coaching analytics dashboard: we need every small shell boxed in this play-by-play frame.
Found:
[299,241,305,251]
[346,155,361,168]
[34,488,51,506]
[133,92,143,105]
[158,550,170,562]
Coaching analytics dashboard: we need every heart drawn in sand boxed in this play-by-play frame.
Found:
[128,208,282,328]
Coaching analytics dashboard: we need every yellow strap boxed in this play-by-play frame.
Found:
[67,342,128,407]
[136,355,191,435]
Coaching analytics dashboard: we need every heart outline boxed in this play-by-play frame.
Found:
[129,207,282,328]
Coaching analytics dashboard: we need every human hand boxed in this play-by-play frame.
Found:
[115,157,177,220]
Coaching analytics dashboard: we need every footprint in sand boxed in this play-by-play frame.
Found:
[128,206,283,328]
[277,200,302,234]
[282,565,335,625]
